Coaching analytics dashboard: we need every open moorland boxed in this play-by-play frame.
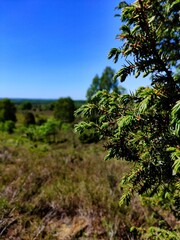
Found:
[0,100,179,240]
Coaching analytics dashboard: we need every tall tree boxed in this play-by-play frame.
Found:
[86,66,126,101]
[75,0,180,238]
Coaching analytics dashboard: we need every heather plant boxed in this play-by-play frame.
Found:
[0,131,137,239]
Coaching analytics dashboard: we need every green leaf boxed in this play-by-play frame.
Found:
[138,96,151,114]
[173,156,180,175]
[135,70,140,78]
[170,0,180,10]
[116,1,129,10]
[74,121,98,134]
[108,48,119,59]
[148,15,156,24]
[143,71,149,78]
[119,192,131,206]
[101,122,109,130]
[113,66,133,82]
[74,104,97,118]
[118,114,134,131]
[171,100,180,136]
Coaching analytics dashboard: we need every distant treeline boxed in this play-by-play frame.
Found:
[2,98,86,109]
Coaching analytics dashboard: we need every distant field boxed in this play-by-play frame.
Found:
[7,98,86,109]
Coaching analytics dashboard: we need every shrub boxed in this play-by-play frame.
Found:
[36,118,47,126]
[25,118,61,143]
[54,97,75,123]
[23,112,36,126]
[0,120,15,133]
[19,101,32,110]
[4,120,16,133]
[0,98,16,122]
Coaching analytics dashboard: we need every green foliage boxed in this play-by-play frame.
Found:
[75,0,180,237]
[0,98,16,122]
[109,0,180,83]
[86,67,126,102]
[78,128,99,144]
[23,112,36,126]
[171,100,180,136]
[19,101,32,110]
[4,120,16,133]
[0,120,16,133]
[36,117,46,126]
[54,97,75,123]
[25,118,61,143]
[131,225,180,240]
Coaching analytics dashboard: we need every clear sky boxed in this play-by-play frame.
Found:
[0,0,150,100]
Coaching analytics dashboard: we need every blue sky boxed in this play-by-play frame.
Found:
[0,0,150,100]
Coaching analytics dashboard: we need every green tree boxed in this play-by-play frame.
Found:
[39,118,61,143]
[20,101,32,110]
[75,0,180,238]
[86,66,126,102]
[25,118,61,143]
[54,97,75,123]
[23,112,36,126]
[0,98,16,122]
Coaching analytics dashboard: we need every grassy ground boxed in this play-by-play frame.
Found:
[0,112,179,239]
[0,128,140,239]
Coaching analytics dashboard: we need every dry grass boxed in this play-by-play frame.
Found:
[0,128,179,239]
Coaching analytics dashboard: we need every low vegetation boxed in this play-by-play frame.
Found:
[0,102,179,239]
[0,113,135,239]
